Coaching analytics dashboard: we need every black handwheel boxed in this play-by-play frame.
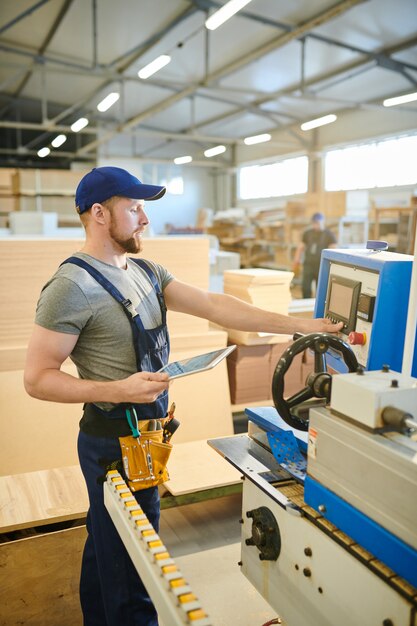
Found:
[272,332,359,431]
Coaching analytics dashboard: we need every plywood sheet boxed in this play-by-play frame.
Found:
[0,331,232,474]
[0,525,85,626]
[169,332,233,444]
[164,440,241,496]
[0,236,210,366]
[0,364,82,475]
[0,465,87,533]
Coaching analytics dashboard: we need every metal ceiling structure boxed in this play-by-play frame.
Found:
[0,0,416,169]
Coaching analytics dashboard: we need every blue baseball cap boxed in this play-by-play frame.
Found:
[312,212,325,222]
[75,166,166,214]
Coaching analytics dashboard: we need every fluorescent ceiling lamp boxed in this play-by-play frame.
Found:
[244,133,272,145]
[97,92,120,112]
[71,117,89,132]
[301,114,337,131]
[383,91,417,107]
[138,55,171,79]
[37,147,50,158]
[204,145,226,158]
[205,0,253,30]
[174,156,192,165]
[51,134,67,148]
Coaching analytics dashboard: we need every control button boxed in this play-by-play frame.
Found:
[348,331,367,346]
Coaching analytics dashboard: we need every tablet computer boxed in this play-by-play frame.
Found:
[158,345,236,380]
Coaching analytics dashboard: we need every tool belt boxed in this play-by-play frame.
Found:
[120,405,177,492]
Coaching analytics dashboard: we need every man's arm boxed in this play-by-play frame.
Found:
[292,241,305,267]
[164,280,342,335]
[24,324,169,404]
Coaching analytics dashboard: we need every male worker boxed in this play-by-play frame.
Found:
[24,166,342,626]
[293,212,337,298]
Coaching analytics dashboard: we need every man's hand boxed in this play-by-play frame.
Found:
[292,261,301,277]
[116,371,170,404]
[300,318,344,334]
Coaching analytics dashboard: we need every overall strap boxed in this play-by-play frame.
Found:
[61,256,138,320]
[130,258,167,322]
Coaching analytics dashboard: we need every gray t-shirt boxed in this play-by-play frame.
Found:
[35,252,174,408]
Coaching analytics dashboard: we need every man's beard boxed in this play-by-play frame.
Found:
[109,222,142,254]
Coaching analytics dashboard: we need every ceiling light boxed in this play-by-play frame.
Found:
[205,0,253,30]
[71,117,89,132]
[301,114,337,131]
[51,134,67,148]
[138,55,171,79]
[174,156,193,165]
[383,91,417,107]
[37,147,50,158]
[244,133,272,145]
[204,145,226,158]
[97,92,120,112]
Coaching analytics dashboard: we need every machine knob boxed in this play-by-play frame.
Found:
[348,331,366,346]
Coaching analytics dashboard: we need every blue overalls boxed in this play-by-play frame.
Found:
[62,256,170,626]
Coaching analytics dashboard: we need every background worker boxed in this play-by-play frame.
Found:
[24,166,343,626]
[293,212,337,298]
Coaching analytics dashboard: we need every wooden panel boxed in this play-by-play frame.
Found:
[169,330,234,444]
[0,364,82,475]
[164,440,241,496]
[0,331,233,474]
[0,526,85,626]
[0,465,87,533]
[0,236,210,370]
[12,168,89,195]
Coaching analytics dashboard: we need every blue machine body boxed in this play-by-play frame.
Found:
[304,474,417,588]
[247,407,417,589]
[314,248,416,375]
[246,248,417,588]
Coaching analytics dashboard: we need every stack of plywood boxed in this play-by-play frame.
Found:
[11,169,90,223]
[0,168,16,225]
[286,191,346,220]
[223,267,294,345]
[223,268,305,405]
[227,340,304,404]
[0,236,233,475]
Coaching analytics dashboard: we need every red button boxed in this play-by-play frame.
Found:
[348,331,366,346]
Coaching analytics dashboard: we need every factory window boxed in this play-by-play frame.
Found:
[160,176,184,195]
[324,134,417,191]
[238,156,308,199]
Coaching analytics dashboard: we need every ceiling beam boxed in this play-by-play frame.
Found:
[203,0,367,83]
[74,0,365,157]
[11,0,75,97]
[189,34,417,133]
[0,0,51,36]
[0,119,296,147]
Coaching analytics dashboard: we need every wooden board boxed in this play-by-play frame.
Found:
[163,440,241,496]
[0,236,210,369]
[0,364,83,475]
[0,525,85,626]
[0,465,87,533]
[168,330,234,444]
[0,330,232,475]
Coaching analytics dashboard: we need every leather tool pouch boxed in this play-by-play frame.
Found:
[119,426,172,492]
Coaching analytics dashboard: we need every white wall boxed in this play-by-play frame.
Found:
[97,156,216,234]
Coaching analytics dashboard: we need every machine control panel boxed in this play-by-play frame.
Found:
[324,275,361,334]
[323,263,380,367]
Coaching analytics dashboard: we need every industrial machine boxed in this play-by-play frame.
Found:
[105,245,417,625]
[209,245,417,626]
